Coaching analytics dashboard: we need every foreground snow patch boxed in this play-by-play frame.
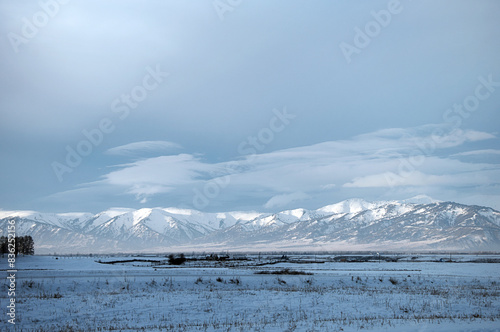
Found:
[2,255,499,331]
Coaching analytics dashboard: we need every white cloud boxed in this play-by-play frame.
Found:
[264,192,309,209]
[424,129,495,149]
[105,141,181,156]
[344,169,499,188]
[344,171,454,188]
[105,154,217,187]
[463,131,496,142]
[452,149,500,157]
[128,184,172,204]
[59,124,499,208]
[103,154,218,202]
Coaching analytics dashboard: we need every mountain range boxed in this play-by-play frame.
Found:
[1,196,499,254]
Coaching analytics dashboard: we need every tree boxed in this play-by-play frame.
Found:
[0,235,35,255]
[16,236,24,255]
[0,236,7,254]
[24,236,35,255]
[168,253,186,265]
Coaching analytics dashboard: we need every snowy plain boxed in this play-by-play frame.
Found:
[1,254,499,331]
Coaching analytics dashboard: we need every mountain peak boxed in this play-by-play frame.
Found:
[317,198,383,214]
[402,195,440,205]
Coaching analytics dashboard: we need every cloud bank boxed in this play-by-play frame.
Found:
[47,124,499,211]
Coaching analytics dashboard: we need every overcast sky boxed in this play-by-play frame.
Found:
[1,0,499,213]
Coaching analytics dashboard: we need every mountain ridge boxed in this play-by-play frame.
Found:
[1,197,499,254]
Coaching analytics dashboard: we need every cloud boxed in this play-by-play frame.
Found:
[104,154,216,188]
[463,131,496,141]
[264,192,309,209]
[107,126,497,201]
[52,124,499,210]
[100,154,223,203]
[105,141,181,156]
[424,129,495,149]
[343,168,499,188]
[344,171,454,188]
[452,149,500,157]
[128,184,172,204]
[215,126,496,192]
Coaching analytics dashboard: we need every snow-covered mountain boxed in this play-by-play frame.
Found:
[1,198,499,253]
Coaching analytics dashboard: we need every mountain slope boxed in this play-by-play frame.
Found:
[1,199,499,253]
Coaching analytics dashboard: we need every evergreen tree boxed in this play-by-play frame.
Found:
[16,236,24,255]
[0,236,7,254]
[0,235,35,255]
[26,236,35,255]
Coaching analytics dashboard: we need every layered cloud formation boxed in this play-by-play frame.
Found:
[43,125,500,211]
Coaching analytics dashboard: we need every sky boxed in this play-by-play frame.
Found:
[1,0,499,213]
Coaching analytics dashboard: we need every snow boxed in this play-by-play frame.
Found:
[402,194,440,204]
[479,209,500,226]
[2,254,499,331]
[57,212,93,219]
[88,208,133,227]
[317,198,386,214]
[2,197,500,253]
[0,209,37,219]
[0,210,94,228]
[222,211,262,221]
[98,208,134,219]
[104,212,135,230]
[132,208,153,226]
[162,207,195,215]
[281,208,307,219]
[159,209,261,230]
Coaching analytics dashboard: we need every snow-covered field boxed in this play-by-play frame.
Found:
[1,254,499,331]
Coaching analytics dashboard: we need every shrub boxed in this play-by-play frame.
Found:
[255,268,313,275]
[277,277,287,285]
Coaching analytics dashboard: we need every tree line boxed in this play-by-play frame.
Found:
[0,235,35,255]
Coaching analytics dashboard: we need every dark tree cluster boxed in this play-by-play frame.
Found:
[168,253,186,265]
[0,235,35,255]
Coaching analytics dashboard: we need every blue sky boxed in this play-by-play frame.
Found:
[1,0,499,213]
